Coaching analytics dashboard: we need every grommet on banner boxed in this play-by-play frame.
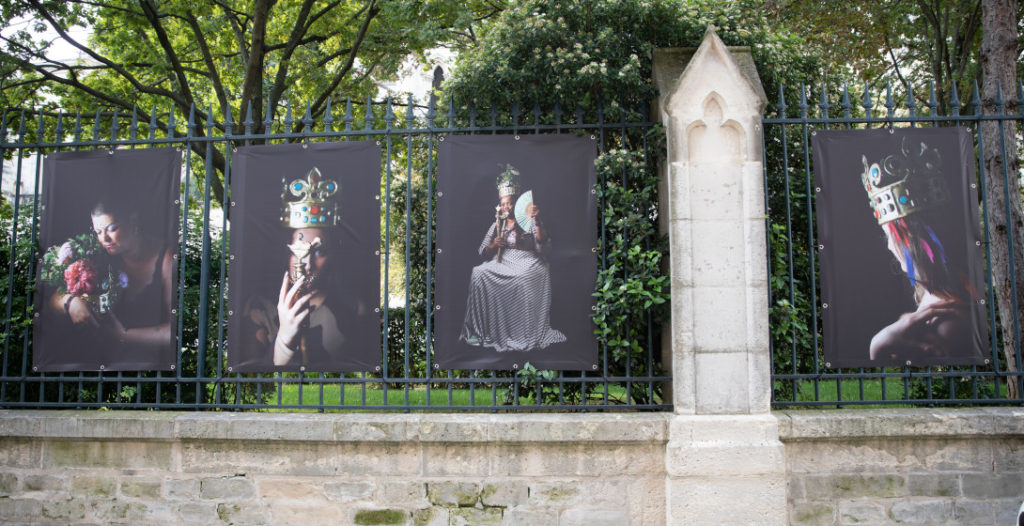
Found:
[434,364,440,369]
[979,299,986,305]
[589,135,596,140]
[439,136,445,142]
[374,250,380,255]
[591,189,596,194]
[375,366,382,372]
[375,140,381,146]
[33,312,39,318]
[374,307,380,313]
[172,254,178,260]
[229,255,235,260]
[976,241,982,246]
[435,305,441,310]
[437,248,442,254]
[971,183,977,189]
[818,244,824,250]
[232,147,237,152]
[512,363,519,370]
[300,366,305,372]
[591,305,596,311]
[375,195,380,200]
[825,362,831,368]
[302,143,308,149]
[231,201,236,207]
[591,247,597,252]
[984,359,991,364]
[815,187,821,193]
[822,303,829,309]
[227,367,233,372]
[107,149,114,155]
[437,191,443,197]
[170,364,176,371]
[811,130,816,136]
[591,364,598,370]
[228,310,233,316]
[99,365,105,370]
[174,199,180,205]
[905,360,912,366]
[32,366,37,372]
[171,309,177,315]
[514,135,520,140]
[888,128,895,134]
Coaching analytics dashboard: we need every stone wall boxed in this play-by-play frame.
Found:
[781,408,1024,526]
[0,411,667,526]
[1,409,1023,525]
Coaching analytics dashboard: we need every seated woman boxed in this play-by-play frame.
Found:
[459,165,566,352]
[48,200,175,361]
[862,140,985,364]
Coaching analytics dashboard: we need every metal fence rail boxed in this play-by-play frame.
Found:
[0,94,668,411]
[764,81,1024,407]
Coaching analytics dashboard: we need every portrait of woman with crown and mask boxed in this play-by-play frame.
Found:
[434,135,599,370]
[32,148,180,371]
[812,128,988,368]
[227,142,380,372]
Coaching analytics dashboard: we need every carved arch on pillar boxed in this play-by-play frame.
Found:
[686,92,745,164]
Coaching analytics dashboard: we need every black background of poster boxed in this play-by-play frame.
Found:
[435,135,598,370]
[227,142,381,372]
[33,148,180,371]
[812,127,988,368]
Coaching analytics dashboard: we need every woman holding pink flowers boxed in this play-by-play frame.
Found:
[46,200,174,358]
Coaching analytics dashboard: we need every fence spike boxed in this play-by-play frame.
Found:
[54,110,64,143]
[446,94,456,128]
[73,109,83,143]
[129,106,139,141]
[905,83,917,117]
[35,108,45,139]
[426,93,437,127]
[343,98,353,132]
[405,94,415,125]
[884,82,894,119]
[818,83,830,118]
[860,82,872,119]
[284,99,294,130]
[0,110,8,143]
[263,98,274,135]
[186,104,196,137]
[91,108,102,142]
[595,93,603,123]
[467,99,478,128]
[206,105,215,129]
[798,83,808,118]
[224,102,234,135]
[949,81,961,117]
[384,96,395,129]
[776,84,788,116]
[511,99,521,125]
[323,97,334,132]
[16,110,26,143]
[303,100,313,135]
[109,108,120,142]
[553,100,563,126]
[970,80,982,116]
[364,94,374,130]
[533,100,542,126]
[840,83,851,119]
[927,81,938,116]
[574,103,585,125]
[242,100,255,133]
[490,99,499,127]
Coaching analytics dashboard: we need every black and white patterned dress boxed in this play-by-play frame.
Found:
[459,221,566,352]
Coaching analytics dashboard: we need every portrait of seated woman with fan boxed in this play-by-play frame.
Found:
[459,164,566,352]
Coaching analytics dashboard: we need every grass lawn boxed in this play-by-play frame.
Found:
[777,375,1008,407]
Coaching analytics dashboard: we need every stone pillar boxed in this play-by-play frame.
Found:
[653,28,787,524]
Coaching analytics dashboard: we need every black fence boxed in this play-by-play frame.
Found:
[0,94,668,411]
[764,81,1024,407]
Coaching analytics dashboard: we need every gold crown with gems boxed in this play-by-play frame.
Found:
[281,167,340,228]
[861,138,950,225]
[496,164,520,198]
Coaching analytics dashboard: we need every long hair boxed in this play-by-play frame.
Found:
[883,210,975,304]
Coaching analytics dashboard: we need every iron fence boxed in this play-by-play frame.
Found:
[765,81,1024,407]
[0,94,668,411]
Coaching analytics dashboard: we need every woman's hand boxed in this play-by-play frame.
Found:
[870,300,967,361]
[526,203,540,220]
[487,237,507,250]
[96,312,127,342]
[275,272,313,352]
[66,296,97,327]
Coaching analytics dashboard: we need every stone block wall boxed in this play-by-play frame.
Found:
[0,412,667,526]
[780,409,1024,526]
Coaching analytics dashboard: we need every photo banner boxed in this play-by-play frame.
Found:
[33,148,181,372]
[812,127,988,368]
[435,135,599,370]
[227,142,380,372]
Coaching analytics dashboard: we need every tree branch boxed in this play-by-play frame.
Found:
[267,0,318,120]
[306,0,380,120]
[138,0,196,113]
[239,0,274,125]
[184,10,229,114]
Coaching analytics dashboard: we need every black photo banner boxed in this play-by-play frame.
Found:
[435,135,598,370]
[33,148,181,371]
[812,127,988,368]
[227,142,380,372]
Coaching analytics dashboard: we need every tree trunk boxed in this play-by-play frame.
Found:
[979,0,1023,398]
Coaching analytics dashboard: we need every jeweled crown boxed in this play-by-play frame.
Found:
[861,138,950,225]
[281,167,340,228]
[496,164,520,198]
